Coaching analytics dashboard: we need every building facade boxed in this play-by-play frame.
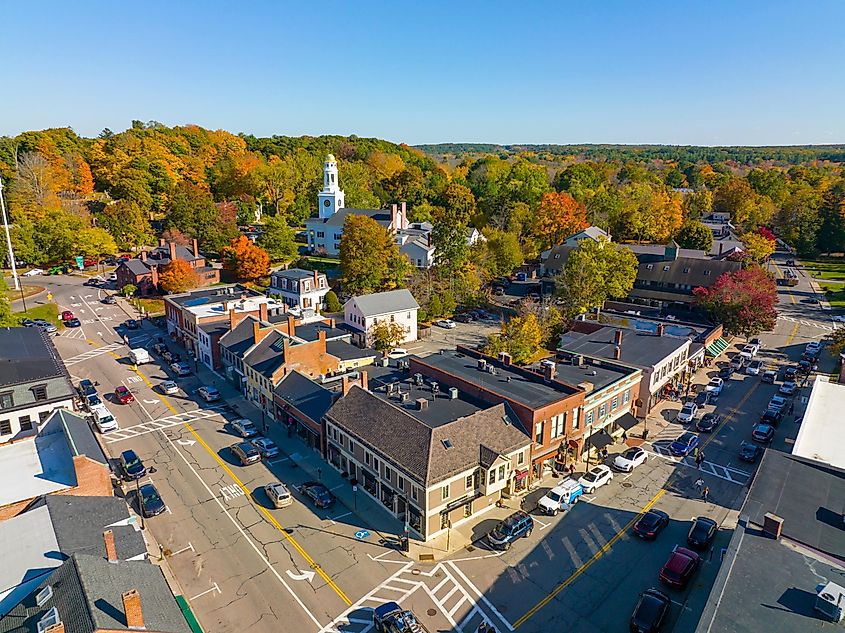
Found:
[116,239,219,296]
[343,289,419,347]
[269,268,330,312]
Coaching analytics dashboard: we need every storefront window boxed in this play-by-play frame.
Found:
[408,506,422,535]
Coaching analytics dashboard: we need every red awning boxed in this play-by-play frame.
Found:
[515,469,529,481]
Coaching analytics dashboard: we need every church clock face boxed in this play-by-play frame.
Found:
[324,199,331,207]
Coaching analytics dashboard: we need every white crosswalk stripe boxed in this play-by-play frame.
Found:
[777,315,834,331]
[64,342,123,366]
[644,444,751,485]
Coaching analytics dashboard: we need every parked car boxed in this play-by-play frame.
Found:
[138,483,166,517]
[537,479,582,515]
[783,366,798,381]
[85,393,102,409]
[760,408,783,427]
[453,314,472,323]
[806,341,822,355]
[486,510,533,550]
[160,380,179,395]
[373,602,429,633]
[739,441,763,463]
[197,386,220,402]
[676,402,698,424]
[264,482,293,508]
[299,481,336,509]
[101,295,117,305]
[124,319,139,330]
[693,391,710,407]
[659,546,701,589]
[90,403,118,433]
[742,342,759,357]
[230,441,261,466]
[21,318,36,327]
[746,360,763,376]
[61,310,75,321]
[687,516,718,549]
[669,431,700,456]
[718,365,732,378]
[752,423,775,443]
[696,412,721,433]
[115,385,135,404]
[798,359,816,374]
[107,272,118,282]
[78,379,97,397]
[34,320,57,334]
[768,395,787,412]
[779,381,797,396]
[434,319,456,329]
[578,465,613,493]
[120,449,147,480]
[230,418,259,438]
[633,509,670,540]
[730,356,745,372]
[63,317,81,327]
[22,268,45,276]
[251,437,280,459]
[704,377,724,395]
[171,361,191,377]
[629,588,671,633]
[613,447,647,472]
[152,342,167,356]
[761,370,777,384]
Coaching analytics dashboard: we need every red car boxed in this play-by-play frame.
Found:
[61,310,75,321]
[115,386,135,404]
[83,259,97,268]
[659,546,700,589]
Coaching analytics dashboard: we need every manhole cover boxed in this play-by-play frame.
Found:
[412,569,422,575]
[427,609,437,617]
[622,482,633,488]
[465,545,475,552]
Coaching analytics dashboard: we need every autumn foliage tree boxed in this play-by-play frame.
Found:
[221,235,270,281]
[339,214,411,294]
[484,313,543,365]
[693,266,777,338]
[532,192,588,251]
[158,259,199,294]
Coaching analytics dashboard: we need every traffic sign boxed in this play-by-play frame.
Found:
[75,256,84,270]
[354,529,370,540]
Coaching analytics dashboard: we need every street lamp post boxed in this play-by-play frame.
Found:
[0,177,21,292]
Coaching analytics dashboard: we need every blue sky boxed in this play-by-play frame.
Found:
[1,1,843,145]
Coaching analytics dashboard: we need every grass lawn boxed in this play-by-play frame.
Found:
[129,297,165,316]
[819,283,845,309]
[14,303,62,327]
[4,283,44,301]
[799,259,845,282]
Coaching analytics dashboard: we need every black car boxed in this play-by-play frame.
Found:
[739,441,762,463]
[162,350,175,362]
[687,516,717,549]
[64,317,81,327]
[125,319,139,330]
[629,588,671,633]
[453,314,472,323]
[299,481,336,509]
[693,391,710,407]
[798,359,814,374]
[633,509,670,540]
[751,423,775,443]
[138,483,166,517]
[718,366,732,378]
[696,412,721,433]
[487,511,534,550]
[152,343,167,355]
[21,318,36,327]
[783,366,798,380]
[760,408,783,427]
[120,449,147,480]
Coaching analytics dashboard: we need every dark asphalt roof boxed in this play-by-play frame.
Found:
[271,268,319,281]
[0,554,190,633]
[346,289,419,317]
[120,259,150,276]
[52,409,108,465]
[326,340,378,361]
[307,207,391,228]
[0,328,65,386]
[634,256,740,288]
[294,322,348,342]
[45,495,147,561]
[558,323,690,368]
[367,372,483,427]
[197,321,230,336]
[535,357,637,392]
[274,371,335,423]
[244,331,286,378]
[219,316,258,358]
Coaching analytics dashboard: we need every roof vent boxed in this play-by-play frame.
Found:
[449,387,458,399]
[399,392,410,403]
[573,356,584,367]
[416,398,428,411]
[442,439,453,449]
[487,365,496,374]
[414,373,423,385]
[478,359,487,371]
[431,381,439,393]
[762,512,783,539]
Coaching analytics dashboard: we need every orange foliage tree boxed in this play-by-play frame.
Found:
[532,191,589,250]
[158,259,199,293]
[221,235,270,281]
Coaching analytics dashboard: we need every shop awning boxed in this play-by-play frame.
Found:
[705,337,729,357]
[586,431,614,451]
[515,469,529,481]
[615,412,639,431]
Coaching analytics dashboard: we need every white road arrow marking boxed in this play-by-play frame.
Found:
[176,439,196,446]
[286,569,316,583]
[143,399,159,404]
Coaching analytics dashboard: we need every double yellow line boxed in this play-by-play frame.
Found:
[129,364,352,606]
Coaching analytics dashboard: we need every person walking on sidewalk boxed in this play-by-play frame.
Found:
[702,485,710,502]
[622,430,628,443]
[695,451,705,468]
[694,477,705,493]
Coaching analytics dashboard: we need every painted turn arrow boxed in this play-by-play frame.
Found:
[143,399,159,404]
[176,439,197,446]
[286,569,315,582]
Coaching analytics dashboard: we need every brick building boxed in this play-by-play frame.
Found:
[116,239,219,296]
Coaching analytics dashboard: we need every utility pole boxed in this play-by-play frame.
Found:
[0,177,20,291]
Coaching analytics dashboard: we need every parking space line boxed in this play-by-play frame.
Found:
[328,511,352,525]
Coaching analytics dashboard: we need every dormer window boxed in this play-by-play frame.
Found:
[37,607,59,633]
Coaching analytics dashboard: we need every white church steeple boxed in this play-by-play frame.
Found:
[318,154,345,219]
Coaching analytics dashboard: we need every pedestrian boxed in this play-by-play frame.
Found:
[569,463,576,476]
[622,430,628,443]
[702,486,710,502]
[693,446,699,460]
[694,477,704,492]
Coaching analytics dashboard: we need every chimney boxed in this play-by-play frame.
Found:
[313,269,320,286]
[104,529,118,563]
[252,319,261,343]
[192,238,199,258]
[44,623,65,633]
[719,242,724,256]
[578,381,594,394]
[159,238,165,247]
[150,265,159,287]
[416,398,428,411]
[614,329,623,345]
[657,324,665,337]
[329,317,335,328]
[229,308,236,330]
[341,375,351,396]
[499,352,512,366]
[762,512,783,539]
[543,363,556,382]
[400,202,407,229]
[259,302,268,322]
[360,370,368,392]
[168,241,177,262]
[287,315,296,336]
[140,250,147,262]
[613,345,622,360]
[391,203,398,229]
[427,232,432,248]
[122,589,145,629]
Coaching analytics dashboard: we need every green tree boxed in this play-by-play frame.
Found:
[484,313,543,365]
[741,232,776,263]
[97,199,154,251]
[432,183,476,274]
[439,290,456,316]
[121,284,137,297]
[427,294,443,319]
[339,214,411,294]
[482,229,523,278]
[164,182,237,252]
[76,227,119,260]
[555,237,638,318]
[370,320,407,352]
[259,213,298,264]
[0,277,14,326]
[676,221,714,252]
[324,289,342,313]
[681,190,712,220]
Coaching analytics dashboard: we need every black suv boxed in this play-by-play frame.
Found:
[687,516,717,549]
[487,511,533,550]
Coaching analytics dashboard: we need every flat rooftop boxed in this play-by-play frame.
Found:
[0,327,65,384]
[186,295,281,319]
[531,357,637,392]
[792,376,845,469]
[0,433,76,507]
[413,350,579,408]
[558,323,689,368]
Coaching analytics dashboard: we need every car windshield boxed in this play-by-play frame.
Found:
[546,491,562,503]
[125,455,142,469]
[623,449,638,459]
[682,405,694,414]
[678,433,695,444]
[583,472,597,482]
[640,513,659,528]
[99,414,115,424]
[142,489,160,504]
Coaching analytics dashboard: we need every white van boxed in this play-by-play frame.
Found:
[129,348,151,364]
[90,404,118,433]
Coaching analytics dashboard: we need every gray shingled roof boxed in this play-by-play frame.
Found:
[119,259,151,276]
[271,268,320,281]
[0,554,190,633]
[51,410,108,465]
[325,340,378,361]
[243,331,286,378]
[307,208,392,228]
[633,256,740,288]
[274,371,335,423]
[0,328,66,386]
[219,316,259,358]
[559,323,689,369]
[346,289,419,317]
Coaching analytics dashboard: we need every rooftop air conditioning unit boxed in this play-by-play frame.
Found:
[431,382,439,393]
[414,373,423,385]
[449,387,458,399]
[399,392,410,403]
[478,359,487,371]
[487,365,496,374]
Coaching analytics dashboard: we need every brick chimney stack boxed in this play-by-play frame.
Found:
[287,315,296,336]
[313,269,320,286]
[543,362,556,382]
[656,324,665,337]
[613,346,622,360]
[44,623,64,633]
[259,302,268,322]
[192,238,199,258]
[159,238,166,247]
[150,265,159,288]
[341,375,351,396]
[614,329,623,346]
[360,370,368,392]
[140,251,147,262]
[104,529,118,563]
[229,308,236,330]
[168,241,177,262]
[122,589,145,629]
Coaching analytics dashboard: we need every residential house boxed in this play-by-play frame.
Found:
[0,410,112,521]
[0,553,191,633]
[343,289,419,347]
[539,226,609,275]
[559,323,693,413]
[116,238,219,296]
[269,268,330,314]
[0,496,147,616]
[324,379,530,542]
[396,223,435,268]
[0,328,75,444]
[410,347,585,482]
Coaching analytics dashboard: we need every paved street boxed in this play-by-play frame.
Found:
[22,249,837,633]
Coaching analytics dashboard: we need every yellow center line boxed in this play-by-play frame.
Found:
[514,489,666,628]
[127,364,353,606]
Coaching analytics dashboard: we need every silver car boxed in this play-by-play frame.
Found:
[264,482,293,508]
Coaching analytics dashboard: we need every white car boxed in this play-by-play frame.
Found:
[746,360,763,376]
[387,348,409,359]
[23,268,45,276]
[578,465,613,493]
[160,380,179,395]
[612,447,647,472]
[264,482,293,508]
[435,319,456,329]
[676,402,699,424]
[107,272,118,282]
[806,341,822,354]
[832,315,845,323]
[704,377,724,395]
[742,343,759,357]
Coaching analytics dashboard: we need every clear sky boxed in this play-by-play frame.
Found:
[1,0,843,145]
